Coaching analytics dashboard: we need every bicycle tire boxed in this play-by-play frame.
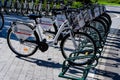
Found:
[7,28,38,57]
[60,32,97,66]
[0,13,4,30]
[84,26,102,48]
[102,13,112,31]
[92,18,107,36]
[90,20,107,45]
[102,13,112,25]
[101,15,111,26]
[99,16,110,31]
[95,17,108,33]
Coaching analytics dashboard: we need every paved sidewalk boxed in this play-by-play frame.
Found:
[0,37,66,80]
[93,29,120,80]
[0,15,68,80]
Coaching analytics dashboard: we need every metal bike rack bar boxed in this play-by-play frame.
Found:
[59,54,98,80]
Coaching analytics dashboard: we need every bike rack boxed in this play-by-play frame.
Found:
[59,16,110,79]
[59,53,98,80]
[59,33,109,80]
[58,43,107,80]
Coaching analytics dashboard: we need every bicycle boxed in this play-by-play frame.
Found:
[21,0,29,16]
[58,0,111,65]
[0,0,3,12]
[7,8,96,66]
[3,0,12,14]
[0,12,4,30]
[58,0,112,80]
[78,3,111,47]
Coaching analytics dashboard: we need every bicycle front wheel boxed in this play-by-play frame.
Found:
[0,13,4,30]
[60,32,96,65]
[7,28,38,57]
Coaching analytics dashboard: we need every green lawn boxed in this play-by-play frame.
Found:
[93,0,120,6]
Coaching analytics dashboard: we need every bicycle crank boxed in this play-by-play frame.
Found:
[38,42,49,52]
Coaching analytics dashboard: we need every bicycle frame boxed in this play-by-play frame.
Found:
[35,19,75,46]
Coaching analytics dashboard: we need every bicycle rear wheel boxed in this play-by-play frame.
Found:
[91,19,106,40]
[7,28,38,57]
[84,26,102,48]
[102,13,112,25]
[0,13,4,30]
[60,32,96,65]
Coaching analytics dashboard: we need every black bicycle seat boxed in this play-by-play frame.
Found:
[28,14,42,20]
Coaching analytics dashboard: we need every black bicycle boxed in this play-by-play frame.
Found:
[0,12,4,30]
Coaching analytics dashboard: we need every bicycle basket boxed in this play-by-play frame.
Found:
[39,17,53,31]
[83,9,89,22]
[88,9,93,20]
[78,12,85,28]
[103,6,106,13]
[99,5,103,14]
[12,20,34,40]
[94,7,100,17]
[74,12,85,30]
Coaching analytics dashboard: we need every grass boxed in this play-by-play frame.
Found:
[98,2,120,6]
[96,0,120,6]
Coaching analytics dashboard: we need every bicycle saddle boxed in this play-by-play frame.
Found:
[28,14,42,20]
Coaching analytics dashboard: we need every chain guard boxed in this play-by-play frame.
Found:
[38,42,49,52]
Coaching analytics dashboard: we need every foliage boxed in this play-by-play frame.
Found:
[1,0,120,7]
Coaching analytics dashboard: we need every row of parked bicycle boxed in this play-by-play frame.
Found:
[58,3,112,80]
[0,0,68,16]
[1,0,112,80]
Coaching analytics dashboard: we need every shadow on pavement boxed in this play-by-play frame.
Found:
[107,11,120,14]
[94,27,120,80]
[16,56,62,69]
[106,28,120,49]
[95,68,120,80]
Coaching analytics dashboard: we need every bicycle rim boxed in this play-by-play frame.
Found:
[7,28,38,57]
[84,26,102,48]
[61,32,96,65]
[91,20,106,39]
